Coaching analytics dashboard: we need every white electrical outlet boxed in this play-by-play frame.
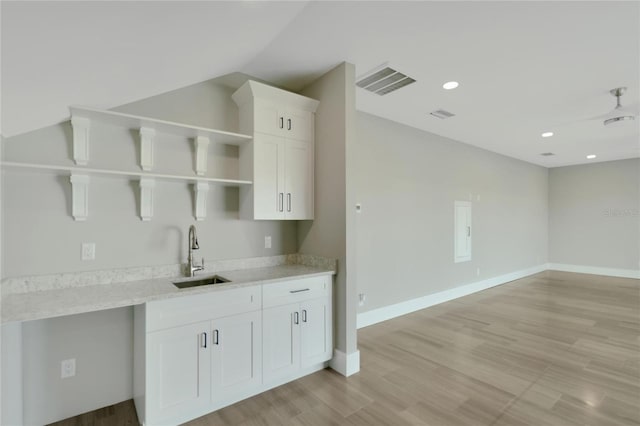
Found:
[81,243,95,261]
[61,358,76,379]
[358,293,366,306]
[264,236,272,249]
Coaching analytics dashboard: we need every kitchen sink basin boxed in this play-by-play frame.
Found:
[173,275,230,289]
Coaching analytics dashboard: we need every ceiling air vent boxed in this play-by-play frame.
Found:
[356,66,416,96]
[430,109,455,119]
[540,152,555,156]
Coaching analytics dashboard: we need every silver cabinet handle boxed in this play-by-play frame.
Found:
[293,311,299,325]
[287,193,291,212]
[279,193,284,212]
[302,309,307,323]
[213,329,219,345]
[287,118,292,131]
[201,332,207,348]
[279,117,284,129]
[467,226,471,237]
[289,288,309,293]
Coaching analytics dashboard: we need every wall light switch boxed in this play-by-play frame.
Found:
[61,358,76,379]
[264,236,272,249]
[355,204,362,213]
[81,243,95,261]
[358,293,366,306]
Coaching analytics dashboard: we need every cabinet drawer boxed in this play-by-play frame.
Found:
[263,276,331,308]
[147,285,261,332]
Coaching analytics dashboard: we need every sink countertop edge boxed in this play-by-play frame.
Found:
[1,265,336,324]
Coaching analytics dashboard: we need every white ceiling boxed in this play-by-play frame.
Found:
[2,1,639,167]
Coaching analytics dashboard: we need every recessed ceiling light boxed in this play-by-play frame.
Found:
[443,81,459,90]
[541,132,554,138]
[586,154,597,159]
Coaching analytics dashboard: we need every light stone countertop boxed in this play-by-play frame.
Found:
[2,264,335,324]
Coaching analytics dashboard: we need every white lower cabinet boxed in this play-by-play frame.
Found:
[263,303,301,382]
[263,297,332,384]
[262,277,333,385]
[146,322,211,423]
[211,311,262,404]
[300,297,332,367]
[134,276,332,426]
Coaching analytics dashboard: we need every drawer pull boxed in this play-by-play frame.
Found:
[289,288,310,294]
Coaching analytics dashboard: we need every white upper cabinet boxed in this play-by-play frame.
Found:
[233,80,319,220]
[253,100,313,142]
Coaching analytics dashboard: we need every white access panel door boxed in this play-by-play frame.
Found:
[253,134,285,219]
[211,311,262,403]
[263,303,300,384]
[454,201,472,263]
[146,321,211,424]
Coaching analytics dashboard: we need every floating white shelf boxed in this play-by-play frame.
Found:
[1,162,253,186]
[69,106,252,145]
[2,162,252,222]
[5,107,254,222]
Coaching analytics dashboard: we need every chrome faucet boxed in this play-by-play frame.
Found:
[187,225,204,277]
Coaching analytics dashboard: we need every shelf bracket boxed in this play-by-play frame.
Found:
[140,127,155,171]
[194,136,210,176]
[71,116,90,165]
[70,174,90,221]
[194,182,209,221]
[139,178,155,221]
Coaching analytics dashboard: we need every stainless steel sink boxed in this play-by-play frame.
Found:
[173,275,230,289]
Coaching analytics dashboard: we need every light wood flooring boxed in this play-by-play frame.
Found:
[51,270,640,425]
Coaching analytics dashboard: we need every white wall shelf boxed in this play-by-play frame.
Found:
[1,162,252,186]
[4,106,254,222]
[2,162,252,222]
[69,106,252,145]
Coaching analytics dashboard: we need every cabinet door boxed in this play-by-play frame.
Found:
[300,298,332,367]
[253,134,285,219]
[284,139,313,220]
[254,100,283,137]
[146,321,210,423]
[284,109,312,141]
[263,303,300,383]
[211,311,262,403]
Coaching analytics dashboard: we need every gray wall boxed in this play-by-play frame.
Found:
[2,78,297,277]
[549,158,640,271]
[355,112,549,313]
[1,77,297,424]
[299,63,359,358]
[22,309,132,426]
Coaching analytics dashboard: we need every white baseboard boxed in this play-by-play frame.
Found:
[330,349,360,377]
[357,264,548,329]
[548,263,640,279]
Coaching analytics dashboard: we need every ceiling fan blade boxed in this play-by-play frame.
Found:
[584,102,639,121]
